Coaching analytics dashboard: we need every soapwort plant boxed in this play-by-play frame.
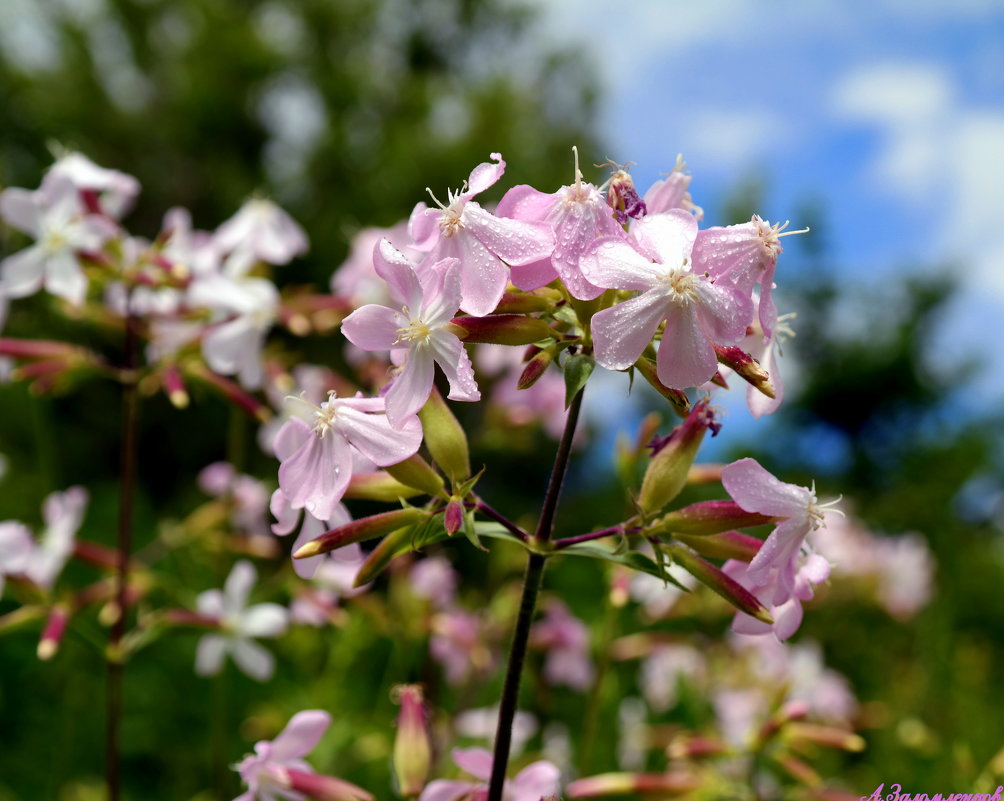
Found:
[0,149,935,801]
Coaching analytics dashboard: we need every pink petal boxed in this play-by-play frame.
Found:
[693,281,752,344]
[418,780,477,801]
[657,304,718,388]
[731,611,772,636]
[495,184,558,221]
[270,488,300,536]
[383,349,435,429]
[337,400,424,465]
[454,233,509,317]
[270,710,332,763]
[341,304,401,352]
[290,513,326,578]
[373,239,423,310]
[721,458,811,518]
[466,152,506,196]
[274,419,312,462]
[591,288,669,371]
[772,597,804,641]
[509,257,558,291]
[630,210,697,266]
[747,517,808,586]
[452,747,493,781]
[408,202,440,251]
[511,761,561,801]
[463,204,554,266]
[279,434,353,521]
[579,237,662,292]
[429,334,480,402]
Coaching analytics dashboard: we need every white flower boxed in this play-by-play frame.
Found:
[195,560,288,681]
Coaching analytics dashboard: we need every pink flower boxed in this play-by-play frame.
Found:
[531,600,594,692]
[22,486,89,590]
[581,210,752,389]
[639,645,705,712]
[0,522,33,597]
[430,609,493,685]
[721,458,835,594]
[234,709,374,801]
[410,153,554,316]
[0,176,116,304]
[495,148,623,299]
[188,273,279,390]
[195,560,289,681]
[419,748,560,801]
[341,240,479,427]
[215,197,308,277]
[45,151,140,219]
[409,556,459,609]
[330,222,419,308]
[270,486,353,580]
[692,215,804,338]
[723,553,830,641]
[276,392,422,522]
[642,155,703,220]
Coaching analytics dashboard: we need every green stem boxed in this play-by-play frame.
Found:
[487,389,584,801]
[107,311,139,801]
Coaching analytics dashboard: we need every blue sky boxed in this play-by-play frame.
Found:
[530,0,1004,451]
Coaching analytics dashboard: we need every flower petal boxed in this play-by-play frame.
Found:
[373,239,424,310]
[452,747,493,781]
[195,634,227,676]
[657,303,717,389]
[231,638,275,681]
[721,458,811,518]
[337,401,424,465]
[591,288,669,371]
[429,334,480,403]
[580,237,662,291]
[270,710,333,763]
[341,304,401,352]
[240,603,289,638]
[463,203,554,266]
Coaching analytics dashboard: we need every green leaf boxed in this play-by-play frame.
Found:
[558,542,688,589]
[563,353,596,408]
[462,508,487,551]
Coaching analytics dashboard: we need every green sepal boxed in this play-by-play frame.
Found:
[563,353,595,409]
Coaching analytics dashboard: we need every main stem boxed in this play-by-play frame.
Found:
[107,312,139,801]
[487,389,584,801]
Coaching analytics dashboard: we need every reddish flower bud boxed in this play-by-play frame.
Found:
[714,343,775,399]
[294,508,429,559]
[286,769,375,801]
[163,363,189,409]
[343,472,423,503]
[517,345,557,390]
[653,501,775,537]
[638,400,717,515]
[448,314,551,346]
[37,605,70,661]
[783,723,866,753]
[444,499,464,536]
[674,530,762,562]
[567,771,701,798]
[666,544,773,624]
[633,358,690,417]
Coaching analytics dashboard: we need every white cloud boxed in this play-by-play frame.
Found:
[833,63,954,124]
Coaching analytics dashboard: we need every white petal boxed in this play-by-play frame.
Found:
[195,634,227,676]
[231,638,275,681]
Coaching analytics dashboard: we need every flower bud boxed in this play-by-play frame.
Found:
[633,358,690,417]
[517,346,557,390]
[783,723,866,753]
[674,530,762,562]
[294,508,428,559]
[714,343,775,399]
[448,314,551,346]
[384,454,446,498]
[772,754,821,787]
[443,499,464,535]
[37,605,69,661]
[286,769,375,801]
[343,472,423,503]
[392,685,431,797]
[666,734,728,760]
[666,544,773,624]
[163,363,189,409]
[493,289,559,314]
[566,771,700,798]
[638,401,717,515]
[606,169,647,225]
[651,501,774,537]
[418,388,470,482]
[353,525,420,587]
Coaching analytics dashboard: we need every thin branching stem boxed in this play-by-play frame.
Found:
[107,310,139,801]
[487,389,584,801]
